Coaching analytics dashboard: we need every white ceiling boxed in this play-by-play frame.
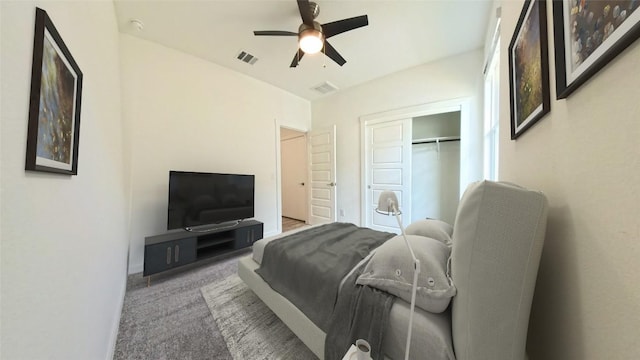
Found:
[114,0,493,101]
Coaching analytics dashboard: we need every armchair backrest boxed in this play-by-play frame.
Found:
[450,181,548,360]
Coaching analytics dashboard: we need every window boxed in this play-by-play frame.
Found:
[483,37,500,181]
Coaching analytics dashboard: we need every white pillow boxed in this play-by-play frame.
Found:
[405,219,453,245]
[356,234,456,313]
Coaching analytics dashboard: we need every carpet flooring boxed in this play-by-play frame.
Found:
[201,274,316,360]
[114,251,249,360]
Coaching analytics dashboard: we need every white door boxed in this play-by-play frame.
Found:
[281,135,308,221]
[364,119,412,232]
[308,125,337,224]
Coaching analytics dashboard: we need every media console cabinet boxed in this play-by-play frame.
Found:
[143,220,263,281]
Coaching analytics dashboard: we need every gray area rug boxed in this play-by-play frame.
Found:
[114,252,246,360]
[201,274,317,360]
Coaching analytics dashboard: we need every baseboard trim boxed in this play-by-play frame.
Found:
[128,262,143,275]
[106,267,128,360]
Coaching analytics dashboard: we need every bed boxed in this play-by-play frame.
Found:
[238,180,549,360]
[238,222,457,360]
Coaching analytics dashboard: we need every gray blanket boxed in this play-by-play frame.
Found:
[255,222,394,331]
[324,261,395,360]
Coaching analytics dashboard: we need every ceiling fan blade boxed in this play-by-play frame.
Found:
[297,0,315,26]
[254,30,298,36]
[290,48,305,68]
[322,15,369,38]
[323,41,346,66]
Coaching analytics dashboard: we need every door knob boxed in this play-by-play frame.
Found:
[299,182,305,186]
[328,182,336,187]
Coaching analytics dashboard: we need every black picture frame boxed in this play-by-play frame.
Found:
[26,7,83,175]
[509,0,551,140]
[553,1,640,99]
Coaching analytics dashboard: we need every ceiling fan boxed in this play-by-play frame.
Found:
[254,0,369,67]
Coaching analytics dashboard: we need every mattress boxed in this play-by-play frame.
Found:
[242,229,456,360]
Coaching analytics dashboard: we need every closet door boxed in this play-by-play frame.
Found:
[364,118,412,232]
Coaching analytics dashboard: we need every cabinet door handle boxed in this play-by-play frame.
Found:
[166,247,172,265]
[175,245,180,262]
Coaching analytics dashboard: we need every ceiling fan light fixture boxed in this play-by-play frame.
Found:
[254,1,369,67]
[299,28,324,54]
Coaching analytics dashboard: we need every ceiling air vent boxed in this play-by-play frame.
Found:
[237,50,258,65]
[311,81,338,94]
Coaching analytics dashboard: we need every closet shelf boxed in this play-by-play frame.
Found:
[412,136,460,145]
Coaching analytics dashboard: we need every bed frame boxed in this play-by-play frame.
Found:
[237,255,326,359]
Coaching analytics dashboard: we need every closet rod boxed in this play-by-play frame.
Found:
[412,136,460,145]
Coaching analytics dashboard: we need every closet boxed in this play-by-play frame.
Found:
[411,111,460,224]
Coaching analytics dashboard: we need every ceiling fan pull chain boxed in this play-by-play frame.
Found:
[323,43,326,68]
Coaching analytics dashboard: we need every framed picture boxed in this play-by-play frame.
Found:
[553,1,640,99]
[26,7,83,175]
[509,0,551,140]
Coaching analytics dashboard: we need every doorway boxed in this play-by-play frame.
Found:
[280,127,309,231]
[361,98,473,231]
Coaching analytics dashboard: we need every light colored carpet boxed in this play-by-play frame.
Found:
[201,274,317,360]
[114,253,245,360]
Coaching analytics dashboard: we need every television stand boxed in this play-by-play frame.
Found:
[143,220,263,282]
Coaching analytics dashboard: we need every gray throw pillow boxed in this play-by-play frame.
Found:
[405,219,453,245]
[356,234,456,313]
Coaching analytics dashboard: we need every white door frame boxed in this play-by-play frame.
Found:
[275,120,309,235]
[360,98,473,227]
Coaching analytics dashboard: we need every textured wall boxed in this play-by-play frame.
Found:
[499,1,640,359]
[312,50,484,225]
[119,35,311,274]
[1,2,129,358]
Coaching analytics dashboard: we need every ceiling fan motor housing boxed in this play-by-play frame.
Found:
[309,2,320,19]
[298,21,323,36]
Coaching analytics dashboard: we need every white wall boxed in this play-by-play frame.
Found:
[412,111,461,139]
[312,50,484,225]
[499,2,640,359]
[0,2,129,359]
[120,35,311,274]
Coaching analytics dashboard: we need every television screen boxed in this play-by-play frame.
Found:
[167,171,255,230]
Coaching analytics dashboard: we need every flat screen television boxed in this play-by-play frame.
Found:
[167,171,255,230]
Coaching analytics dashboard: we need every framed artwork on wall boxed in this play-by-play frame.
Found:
[509,0,551,140]
[553,1,640,99]
[25,7,83,175]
